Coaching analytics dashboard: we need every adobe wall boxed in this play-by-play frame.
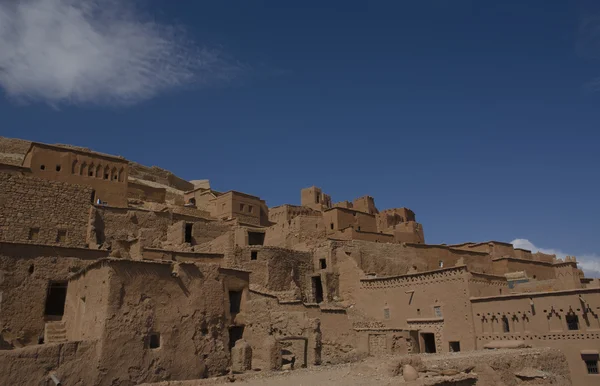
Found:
[333,240,491,277]
[0,341,100,386]
[471,289,600,386]
[0,243,104,347]
[324,208,378,234]
[0,172,93,248]
[264,215,326,251]
[90,206,172,249]
[63,261,246,384]
[211,192,267,226]
[231,247,312,295]
[268,204,320,224]
[392,221,425,244]
[127,181,167,203]
[492,258,558,280]
[128,162,194,192]
[357,267,477,353]
[23,144,129,207]
[352,196,378,215]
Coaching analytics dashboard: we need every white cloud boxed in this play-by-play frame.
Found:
[511,238,600,278]
[0,0,239,106]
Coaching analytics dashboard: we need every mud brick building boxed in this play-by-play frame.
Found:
[0,136,597,385]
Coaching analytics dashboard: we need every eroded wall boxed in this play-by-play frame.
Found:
[0,172,93,248]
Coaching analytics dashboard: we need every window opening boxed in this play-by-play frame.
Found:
[56,230,67,243]
[449,341,460,352]
[251,251,258,260]
[184,223,193,244]
[148,333,160,349]
[567,313,579,330]
[229,326,245,351]
[248,232,265,246]
[502,315,510,333]
[586,359,599,374]
[56,165,61,172]
[319,258,327,269]
[434,306,442,317]
[229,291,242,315]
[28,227,40,241]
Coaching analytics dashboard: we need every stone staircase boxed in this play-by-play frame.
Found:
[44,321,67,344]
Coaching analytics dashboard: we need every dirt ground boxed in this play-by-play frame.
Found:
[141,359,398,386]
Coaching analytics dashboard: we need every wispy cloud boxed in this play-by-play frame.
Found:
[511,238,600,278]
[0,0,241,106]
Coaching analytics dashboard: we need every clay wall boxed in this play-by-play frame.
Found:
[90,206,172,249]
[0,136,30,166]
[352,196,378,215]
[301,186,331,211]
[0,341,100,386]
[264,215,326,251]
[323,208,377,234]
[0,172,93,248]
[211,191,266,226]
[232,247,312,295]
[127,181,166,203]
[357,267,476,353]
[128,162,194,191]
[376,207,416,230]
[335,240,492,277]
[0,243,105,347]
[492,258,558,281]
[472,289,600,386]
[63,260,249,384]
[334,227,394,243]
[392,221,425,244]
[22,143,129,207]
[268,204,320,224]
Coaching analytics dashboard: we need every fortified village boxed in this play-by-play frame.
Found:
[0,136,597,386]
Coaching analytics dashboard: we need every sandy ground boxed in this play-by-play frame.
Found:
[142,359,399,386]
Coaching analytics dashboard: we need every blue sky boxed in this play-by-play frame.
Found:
[1,1,599,273]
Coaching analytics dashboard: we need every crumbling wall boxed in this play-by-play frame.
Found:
[91,206,171,249]
[0,172,92,247]
[66,261,235,384]
[0,341,100,386]
[127,180,167,203]
[232,247,312,296]
[243,297,321,370]
[0,244,104,347]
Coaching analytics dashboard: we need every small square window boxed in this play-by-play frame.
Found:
[239,203,245,211]
[434,306,442,317]
[55,165,61,172]
[330,223,334,230]
[585,359,599,374]
[383,308,390,320]
[40,165,45,170]
[56,230,67,243]
[417,308,421,316]
[449,341,461,352]
[104,173,109,180]
[148,333,160,349]
[319,258,327,269]
[251,251,258,260]
[248,205,253,213]
[439,260,444,268]
[28,228,40,241]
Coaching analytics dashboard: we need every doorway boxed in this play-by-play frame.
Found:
[421,332,436,353]
[312,276,324,303]
[44,281,68,317]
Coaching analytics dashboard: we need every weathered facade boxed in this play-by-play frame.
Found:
[0,136,594,385]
